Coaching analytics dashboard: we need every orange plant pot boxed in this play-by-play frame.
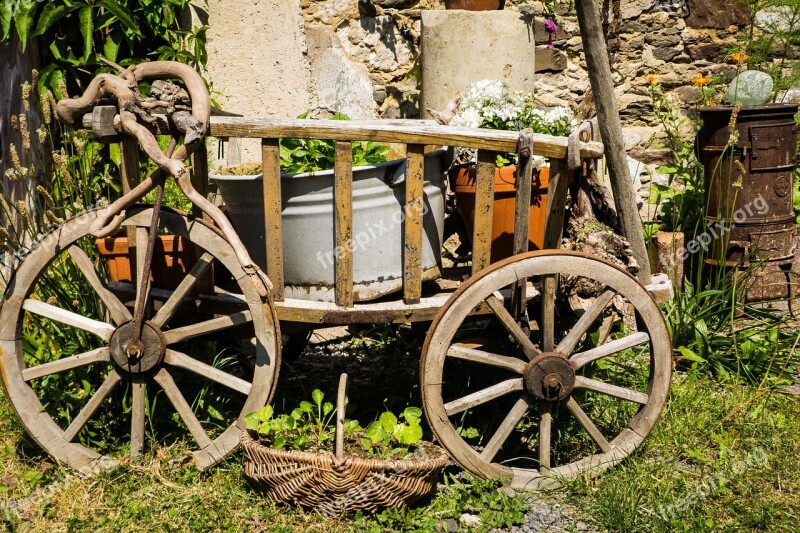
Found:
[95,235,196,291]
[453,166,549,264]
[444,0,501,9]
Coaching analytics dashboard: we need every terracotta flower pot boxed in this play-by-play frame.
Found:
[444,0,501,10]
[95,235,196,290]
[453,165,549,264]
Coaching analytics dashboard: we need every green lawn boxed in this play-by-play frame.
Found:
[1,370,798,532]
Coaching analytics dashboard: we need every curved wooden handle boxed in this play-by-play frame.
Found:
[334,373,348,462]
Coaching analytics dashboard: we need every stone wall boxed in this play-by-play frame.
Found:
[198,0,757,210]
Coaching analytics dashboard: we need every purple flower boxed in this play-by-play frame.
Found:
[544,18,558,49]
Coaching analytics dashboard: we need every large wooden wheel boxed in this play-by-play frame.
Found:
[421,251,671,489]
[0,206,280,472]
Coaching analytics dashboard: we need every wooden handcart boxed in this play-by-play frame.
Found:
[0,61,672,490]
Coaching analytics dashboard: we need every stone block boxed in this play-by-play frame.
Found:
[420,10,537,117]
[685,0,750,29]
[535,47,568,72]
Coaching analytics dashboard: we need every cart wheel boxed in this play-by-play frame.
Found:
[421,250,671,489]
[0,206,280,472]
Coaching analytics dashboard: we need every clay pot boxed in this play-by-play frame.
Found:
[453,166,549,263]
[95,235,195,290]
[444,0,501,10]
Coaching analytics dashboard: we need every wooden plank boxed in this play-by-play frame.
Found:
[262,138,284,301]
[513,131,536,257]
[209,117,606,159]
[334,141,354,308]
[153,368,213,448]
[543,159,570,250]
[575,0,651,283]
[404,144,425,304]
[189,144,215,295]
[119,137,140,283]
[471,150,496,275]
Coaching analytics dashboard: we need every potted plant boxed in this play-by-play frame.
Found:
[210,114,448,303]
[444,0,502,10]
[448,80,577,262]
[95,179,196,290]
[241,374,448,514]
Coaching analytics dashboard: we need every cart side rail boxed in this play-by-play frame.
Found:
[79,112,603,310]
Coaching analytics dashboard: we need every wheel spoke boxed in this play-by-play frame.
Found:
[132,227,152,321]
[22,347,110,381]
[131,378,146,458]
[23,299,115,341]
[165,349,252,395]
[68,246,132,326]
[63,371,122,442]
[556,289,616,356]
[153,368,213,448]
[151,252,215,328]
[486,295,539,360]
[162,310,253,345]
[541,274,557,352]
[539,402,552,469]
[444,378,524,416]
[480,394,532,462]
[564,397,612,453]
[448,344,527,374]
[570,332,650,370]
[574,375,649,405]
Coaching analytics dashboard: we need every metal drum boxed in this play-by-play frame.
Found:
[698,104,799,301]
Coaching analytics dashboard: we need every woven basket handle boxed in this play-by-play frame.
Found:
[334,373,348,462]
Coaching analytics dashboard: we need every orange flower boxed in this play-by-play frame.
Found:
[693,74,713,87]
[647,75,659,85]
[729,51,749,63]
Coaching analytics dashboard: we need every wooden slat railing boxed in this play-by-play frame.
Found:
[80,113,602,310]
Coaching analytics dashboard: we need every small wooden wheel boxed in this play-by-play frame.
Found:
[421,251,671,489]
[0,206,280,472]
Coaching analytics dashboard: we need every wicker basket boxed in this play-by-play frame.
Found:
[241,374,449,513]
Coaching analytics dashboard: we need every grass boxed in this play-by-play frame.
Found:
[1,367,798,532]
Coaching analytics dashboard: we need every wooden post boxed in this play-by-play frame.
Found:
[119,137,141,285]
[471,150,496,275]
[404,144,425,304]
[574,0,652,283]
[261,138,284,301]
[190,144,215,294]
[333,141,354,308]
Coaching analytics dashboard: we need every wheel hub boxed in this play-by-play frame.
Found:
[523,352,575,401]
[109,321,166,374]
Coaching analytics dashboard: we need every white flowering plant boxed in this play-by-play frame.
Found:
[451,79,577,168]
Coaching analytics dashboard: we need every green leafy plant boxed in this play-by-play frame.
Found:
[361,407,423,457]
[2,0,208,97]
[244,391,424,459]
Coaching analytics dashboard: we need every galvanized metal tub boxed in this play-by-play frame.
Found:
[211,151,446,303]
